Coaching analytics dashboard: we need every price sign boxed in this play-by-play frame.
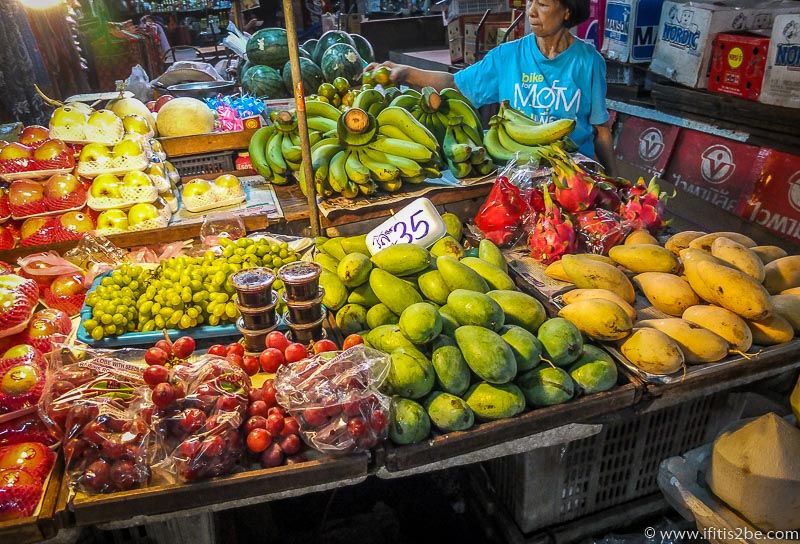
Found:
[366,198,447,255]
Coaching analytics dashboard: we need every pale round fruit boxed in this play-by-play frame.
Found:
[1,364,39,396]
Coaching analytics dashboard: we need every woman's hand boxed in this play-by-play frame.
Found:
[363,61,456,92]
[364,61,410,85]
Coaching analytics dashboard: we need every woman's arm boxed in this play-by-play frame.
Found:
[365,61,456,91]
[594,123,616,177]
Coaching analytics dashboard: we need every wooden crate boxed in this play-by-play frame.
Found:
[158,128,258,159]
[0,455,64,544]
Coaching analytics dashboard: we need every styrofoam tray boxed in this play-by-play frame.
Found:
[0,167,74,182]
[11,202,85,221]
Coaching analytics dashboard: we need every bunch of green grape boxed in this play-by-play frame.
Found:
[82,237,300,340]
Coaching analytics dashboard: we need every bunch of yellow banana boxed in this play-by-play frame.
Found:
[484,101,577,164]
[443,115,494,179]
[299,105,442,199]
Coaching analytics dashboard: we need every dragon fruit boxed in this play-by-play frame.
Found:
[574,209,629,254]
[619,177,673,234]
[552,159,598,213]
[527,183,576,264]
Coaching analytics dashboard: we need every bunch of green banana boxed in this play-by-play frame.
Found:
[259,110,303,185]
[305,100,341,143]
[484,100,577,165]
[443,115,494,179]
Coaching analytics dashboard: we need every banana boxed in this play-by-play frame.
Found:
[358,180,378,195]
[498,100,540,125]
[377,107,438,152]
[484,125,515,163]
[496,122,538,158]
[367,136,433,162]
[474,159,495,176]
[608,244,680,274]
[696,259,774,320]
[440,87,472,105]
[561,254,636,303]
[428,111,448,145]
[367,102,384,117]
[356,147,401,182]
[289,131,301,146]
[307,116,338,133]
[327,149,348,192]
[340,180,359,199]
[308,130,322,147]
[710,237,765,281]
[460,123,484,148]
[311,143,343,184]
[747,314,794,345]
[388,94,418,111]
[558,298,633,341]
[682,305,753,352]
[633,272,699,316]
[561,288,637,322]
[422,166,442,179]
[280,132,302,163]
[763,255,800,294]
[285,158,300,171]
[362,147,422,178]
[352,88,385,113]
[443,123,471,163]
[664,230,707,255]
[619,328,684,375]
[266,131,287,174]
[688,232,757,252]
[469,147,487,165]
[344,148,371,185]
[377,179,403,192]
[312,137,340,151]
[771,294,800,333]
[444,98,483,134]
[272,170,288,186]
[337,108,377,147]
[750,245,788,265]
[780,287,800,295]
[446,156,472,178]
[305,100,342,121]
[247,125,273,180]
[502,117,576,147]
[637,318,730,364]
[624,230,659,245]
[401,173,427,184]
[378,124,414,142]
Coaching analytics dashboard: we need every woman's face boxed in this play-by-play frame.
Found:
[527,0,570,37]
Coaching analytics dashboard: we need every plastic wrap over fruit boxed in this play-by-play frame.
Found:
[0,442,55,519]
[0,412,58,447]
[274,346,391,454]
[38,346,152,494]
[573,208,631,255]
[150,355,250,483]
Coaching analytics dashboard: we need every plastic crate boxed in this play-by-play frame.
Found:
[484,393,742,534]
[445,0,511,23]
[169,151,235,177]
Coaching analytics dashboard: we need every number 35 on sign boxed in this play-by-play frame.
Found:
[366,198,447,255]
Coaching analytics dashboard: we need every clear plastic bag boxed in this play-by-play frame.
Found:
[0,412,58,447]
[274,346,391,454]
[150,355,250,483]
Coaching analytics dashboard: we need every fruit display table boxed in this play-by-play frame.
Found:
[0,457,64,544]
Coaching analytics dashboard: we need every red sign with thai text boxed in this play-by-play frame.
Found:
[615,116,681,177]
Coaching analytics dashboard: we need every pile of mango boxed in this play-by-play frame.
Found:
[315,215,619,446]
[544,229,800,377]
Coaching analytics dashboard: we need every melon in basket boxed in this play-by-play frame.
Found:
[156,97,216,138]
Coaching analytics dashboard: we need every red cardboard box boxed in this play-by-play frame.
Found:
[575,0,606,50]
[736,149,800,244]
[615,116,681,176]
[662,129,766,214]
[708,33,771,101]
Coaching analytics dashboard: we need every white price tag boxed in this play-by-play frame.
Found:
[366,198,447,255]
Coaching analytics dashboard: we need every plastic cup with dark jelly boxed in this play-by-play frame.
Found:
[230,267,275,308]
[236,291,279,331]
[236,317,278,353]
[278,261,322,302]
[282,287,324,325]
[284,309,327,345]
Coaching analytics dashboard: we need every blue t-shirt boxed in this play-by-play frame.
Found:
[454,34,609,158]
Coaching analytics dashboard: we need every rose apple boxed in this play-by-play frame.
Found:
[0,142,33,160]
[49,273,85,296]
[33,139,68,161]
[19,125,50,147]
[9,181,44,207]
[59,211,94,233]
[44,173,81,200]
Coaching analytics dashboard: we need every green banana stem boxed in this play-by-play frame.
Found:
[274,110,298,132]
[420,87,442,114]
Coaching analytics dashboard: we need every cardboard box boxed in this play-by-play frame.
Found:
[662,129,766,213]
[448,13,522,64]
[708,32,771,100]
[464,22,505,63]
[760,14,800,108]
[615,116,681,176]
[602,0,665,62]
[736,149,800,243]
[576,0,607,50]
[649,0,788,88]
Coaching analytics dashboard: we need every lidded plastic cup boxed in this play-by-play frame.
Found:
[230,267,276,308]
[277,261,322,302]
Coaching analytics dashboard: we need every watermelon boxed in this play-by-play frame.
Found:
[246,28,289,69]
[320,43,364,86]
[237,59,251,85]
[350,34,375,64]
[241,65,286,98]
[298,45,314,60]
[314,31,355,64]
[282,58,325,96]
[303,39,319,58]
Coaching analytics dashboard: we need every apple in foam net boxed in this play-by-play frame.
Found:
[50,273,85,297]
[32,138,68,162]
[122,171,151,188]
[20,217,49,241]
[86,109,122,130]
[0,142,33,160]
[90,173,122,199]
[44,173,81,200]
[79,142,111,163]
[213,174,241,190]
[182,178,212,198]
[96,209,129,231]
[127,202,159,226]
[9,180,44,207]
[3,344,38,361]
[112,139,143,158]
[121,114,151,135]
[50,106,87,128]
[19,125,50,147]
[0,224,16,249]
[1,364,39,396]
[59,211,94,233]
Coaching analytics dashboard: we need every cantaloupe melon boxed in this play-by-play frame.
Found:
[156,97,215,138]
[706,413,800,532]
[107,96,157,135]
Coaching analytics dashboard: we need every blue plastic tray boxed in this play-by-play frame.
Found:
[76,271,281,348]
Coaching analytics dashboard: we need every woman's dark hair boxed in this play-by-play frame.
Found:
[560,0,591,27]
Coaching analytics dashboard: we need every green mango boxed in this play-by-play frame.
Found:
[486,290,546,334]
[370,243,431,276]
[478,239,507,273]
[387,347,435,399]
[501,325,543,372]
[348,282,380,307]
[441,212,463,241]
[319,270,348,311]
[455,325,517,384]
[537,317,584,367]
[516,364,574,406]
[437,256,489,293]
[337,252,372,288]
[460,257,515,291]
[321,237,347,260]
[369,268,423,315]
[418,269,451,306]
[340,234,370,255]
[366,303,399,329]
[568,344,618,394]
[429,235,464,259]
[313,252,340,274]
[389,397,431,445]
[399,302,442,344]
[335,304,368,336]
[463,382,525,421]
[431,344,471,396]
[366,324,415,353]
[438,305,460,337]
[314,236,329,249]
[424,391,474,432]
[447,289,505,331]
